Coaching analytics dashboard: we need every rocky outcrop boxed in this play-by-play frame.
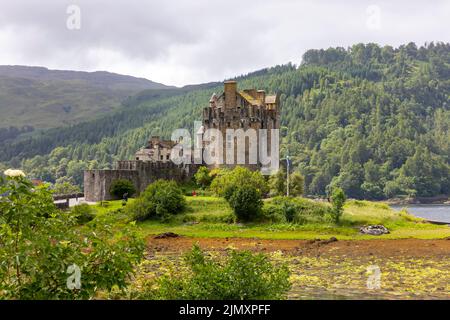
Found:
[359,225,390,235]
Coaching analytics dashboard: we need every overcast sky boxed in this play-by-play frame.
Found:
[0,0,449,86]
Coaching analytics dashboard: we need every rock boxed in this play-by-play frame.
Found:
[359,225,390,235]
[307,237,338,246]
[153,232,180,239]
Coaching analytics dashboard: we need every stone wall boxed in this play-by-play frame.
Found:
[84,169,140,202]
[84,161,199,202]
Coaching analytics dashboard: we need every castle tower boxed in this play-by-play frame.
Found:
[202,81,280,170]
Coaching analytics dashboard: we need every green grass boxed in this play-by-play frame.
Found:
[92,197,450,240]
[91,200,132,215]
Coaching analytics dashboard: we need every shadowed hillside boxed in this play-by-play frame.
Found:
[0,65,173,129]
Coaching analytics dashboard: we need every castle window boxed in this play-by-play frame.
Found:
[227,122,231,127]
[166,155,170,160]
[136,157,140,160]
[160,155,163,160]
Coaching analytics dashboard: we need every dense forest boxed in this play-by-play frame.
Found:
[1,42,449,199]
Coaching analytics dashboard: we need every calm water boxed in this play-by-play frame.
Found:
[390,204,450,223]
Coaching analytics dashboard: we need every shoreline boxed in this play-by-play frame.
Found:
[384,196,450,205]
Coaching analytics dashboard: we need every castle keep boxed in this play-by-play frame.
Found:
[202,80,280,169]
[84,81,280,202]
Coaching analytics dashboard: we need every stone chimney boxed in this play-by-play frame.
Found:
[224,81,237,108]
[257,90,266,106]
[150,136,160,145]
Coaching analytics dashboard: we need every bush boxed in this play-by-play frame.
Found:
[331,187,346,224]
[263,196,332,224]
[127,179,186,221]
[71,203,95,224]
[210,166,269,197]
[142,245,290,300]
[194,166,212,189]
[226,185,263,222]
[109,179,136,199]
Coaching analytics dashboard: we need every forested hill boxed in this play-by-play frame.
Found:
[1,42,449,199]
[0,65,172,130]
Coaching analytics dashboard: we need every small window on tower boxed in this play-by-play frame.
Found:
[166,155,170,160]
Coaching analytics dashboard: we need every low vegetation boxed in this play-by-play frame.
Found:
[132,196,450,240]
[70,203,95,224]
[136,245,291,300]
[262,196,331,224]
[126,179,186,221]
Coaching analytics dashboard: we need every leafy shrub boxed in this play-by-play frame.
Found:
[127,179,186,221]
[194,166,212,189]
[331,187,346,223]
[0,174,144,299]
[109,179,136,199]
[142,245,290,300]
[263,196,332,224]
[226,185,263,222]
[210,166,269,197]
[71,203,95,224]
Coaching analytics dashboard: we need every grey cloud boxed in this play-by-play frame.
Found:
[0,0,449,86]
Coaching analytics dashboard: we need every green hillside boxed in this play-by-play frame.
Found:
[0,66,172,130]
[1,42,449,199]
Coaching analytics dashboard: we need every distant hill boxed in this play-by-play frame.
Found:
[1,43,449,200]
[0,65,173,129]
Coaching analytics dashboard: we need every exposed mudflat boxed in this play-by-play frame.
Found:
[148,236,450,258]
[143,237,450,299]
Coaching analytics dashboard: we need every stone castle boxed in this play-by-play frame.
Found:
[84,81,280,202]
[202,80,280,170]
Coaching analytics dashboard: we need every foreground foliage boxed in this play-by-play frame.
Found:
[139,245,291,300]
[0,175,144,299]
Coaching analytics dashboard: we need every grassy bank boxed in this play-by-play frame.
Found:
[88,196,450,240]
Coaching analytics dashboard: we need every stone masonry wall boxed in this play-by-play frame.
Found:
[84,161,199,202]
